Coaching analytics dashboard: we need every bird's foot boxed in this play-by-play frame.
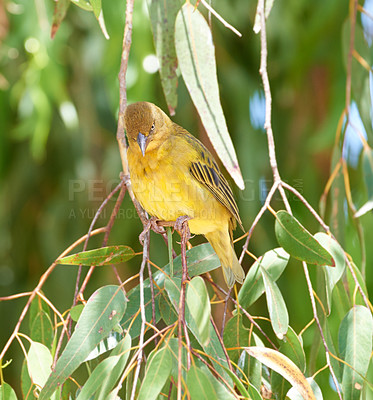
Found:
[139,216,165,244]
[174,215,191,241]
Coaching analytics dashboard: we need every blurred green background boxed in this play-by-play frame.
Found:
[1,0,372,392]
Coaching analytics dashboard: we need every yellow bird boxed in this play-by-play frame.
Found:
[124,102,245,287]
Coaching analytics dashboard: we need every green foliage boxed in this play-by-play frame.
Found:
[1,0,373,398]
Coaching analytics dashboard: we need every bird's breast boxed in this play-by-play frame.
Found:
[128,147,229,234]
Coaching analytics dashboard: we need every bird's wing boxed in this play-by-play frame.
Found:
[182,132,244,231]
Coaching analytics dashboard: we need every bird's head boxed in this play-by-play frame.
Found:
[124,102,171,156]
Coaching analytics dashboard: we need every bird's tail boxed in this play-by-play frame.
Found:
[205,230,245,287]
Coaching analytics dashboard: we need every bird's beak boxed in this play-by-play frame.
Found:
[137,132,148,156]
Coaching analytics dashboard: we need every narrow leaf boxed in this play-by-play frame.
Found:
[238,247,289,309]
[147,0,182,114]
[51,0,70,39]
[339,306,373,400]
[70,0,93,11]
[245,347,316,400]
[164,277,232,385]
[261,268,289,339]
[138,347,172,400]
[76,335,131,400]
[186,276,211,346]
[58,245,135,266]
[314,233,346,314]
[275,211,335,266]
[39,286,127,399]
[223,312,250,365]
[186,364,217,400]
[363,147,373,199]
[175,3,244,189]
[89,0,101,18]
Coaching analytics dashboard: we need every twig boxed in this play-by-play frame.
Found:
[72,180,123,307]
[0,228,105,362]
[103,181,127,246]
[204,276,277,350]
[281,182,330,233]
[302,262,343,400]
[199,0,242,37]
[130,229,149,400]
[177,220,191,400]
[147,259,157,344]
[239,181,279,263]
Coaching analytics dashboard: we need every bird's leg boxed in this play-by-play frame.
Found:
[139,216,165,244]
[174,215,191,236]
[177,215,192,382]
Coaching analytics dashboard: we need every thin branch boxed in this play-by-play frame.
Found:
[302,262,343,400]
[130,229,149,400]
[199,0,242,37]
[239,181,279,263]
[204,276,277,350]
[177,220,191,400]
[0,228,105,361]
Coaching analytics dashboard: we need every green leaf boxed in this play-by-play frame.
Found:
[238,248,289,309]
[186,363,236,400]
[121,282,161,339]
[363,147,373,199]
[85,330,122,361]
[261,268,289,339]
[356,147,373,217]
[186,276,211,346]
[27,341,53,388]
[314,233,346,314]
[346,261,369,305]
[29,296,53,348]
[70,304,84,322]
[89,0,101,18]
[39,286,127,399]
[70,0,93,11]
[0,383,18,400]
[30,310,54,348]
[195,362,236,399]
[58,245,136,266]
[339,306,373,400]
[51,0,70,39]
[76,335,131,400]
[21,361,32,399]
[223,312,249,365]
[147,0,182,114]
[175,3,244,190]
[138,347,172,400]
[164,277,232,386]
[222,365,254,399]
[275,211,335,266]
[186,364,217,400]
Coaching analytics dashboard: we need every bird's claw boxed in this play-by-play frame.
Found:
[174,215,191,240]
[139,217,165,244]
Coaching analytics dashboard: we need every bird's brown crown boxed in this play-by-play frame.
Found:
[124,102,169,139]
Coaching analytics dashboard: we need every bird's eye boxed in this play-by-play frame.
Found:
[150,122,155,132]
